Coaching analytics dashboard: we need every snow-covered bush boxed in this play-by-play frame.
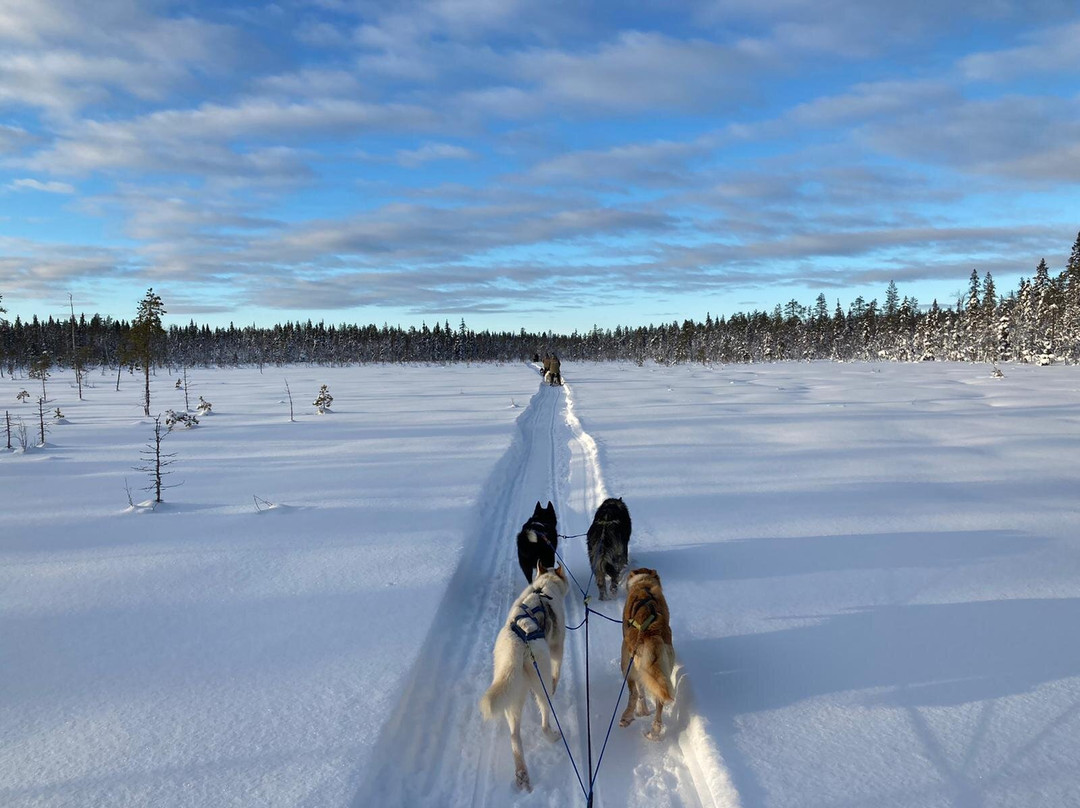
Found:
[17,390,30,403]
[196,396,212,415]
[313,385,333,414]
[164,409,199,430]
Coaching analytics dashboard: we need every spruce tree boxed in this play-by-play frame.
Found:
[1065,232,1080,362]
[884,281,899,318]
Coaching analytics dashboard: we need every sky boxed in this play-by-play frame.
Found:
[1,0,1078,334]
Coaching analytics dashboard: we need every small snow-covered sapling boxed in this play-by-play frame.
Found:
[16,390,29,403]
[164,409,199,431]
[197,396,212,414]
[313,384,333,414]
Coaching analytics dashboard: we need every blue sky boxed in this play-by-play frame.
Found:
[1,0,1078,333]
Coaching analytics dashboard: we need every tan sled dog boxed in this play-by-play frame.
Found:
[619,567,675,740]
[480,563,569,791]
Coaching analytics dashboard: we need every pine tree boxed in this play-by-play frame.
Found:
[131,289,166,416]
[135,415,178,504]
[28,353,52,403]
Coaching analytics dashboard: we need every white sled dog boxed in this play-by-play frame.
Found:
[479,562,570,791]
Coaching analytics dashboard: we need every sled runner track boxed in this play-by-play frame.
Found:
[355,369,739,807]
[354,376,570,807]
[557,381,740,808]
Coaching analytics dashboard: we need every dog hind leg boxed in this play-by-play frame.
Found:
[645,699,665,741]
[547,635,564,694]
[620,676,645,727]
[525,648,560,742]
[619,646,641,727]
[505,698,532,791]
[604,561,622,597]
[596,573,608,600]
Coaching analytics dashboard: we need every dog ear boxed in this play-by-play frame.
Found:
[536,560,547,577]
[555,563,566,580]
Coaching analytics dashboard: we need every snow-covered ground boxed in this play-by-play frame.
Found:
[2,361,1079,807]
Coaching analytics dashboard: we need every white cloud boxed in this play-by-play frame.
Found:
[514,31,766,114]
[788,81,956,127]
[0,0,240,115]
[9,178,76,193]
[395,142,475,167]
[960,21,1080,81]
[866,94,1080,182]
[27,98,438,177]
[0,123,35,153]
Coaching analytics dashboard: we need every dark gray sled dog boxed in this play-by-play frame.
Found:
[516,501,558,583]
[587,497,632,599]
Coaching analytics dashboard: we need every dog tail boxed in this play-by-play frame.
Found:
[479,632,525,720]
[633,640,674,705]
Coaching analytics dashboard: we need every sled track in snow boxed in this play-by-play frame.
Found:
[355,372,738,808]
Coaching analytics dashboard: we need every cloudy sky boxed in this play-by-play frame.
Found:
[1,0,1078,332]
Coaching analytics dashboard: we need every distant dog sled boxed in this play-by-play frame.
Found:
[541,353,562,386]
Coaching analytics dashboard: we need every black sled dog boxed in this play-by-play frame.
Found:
[587,497,631,599]
[516,501,558,583]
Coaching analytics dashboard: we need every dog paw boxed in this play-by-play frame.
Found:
[515,770,532,792]
[619,714,634,728]
[644,725,663,742]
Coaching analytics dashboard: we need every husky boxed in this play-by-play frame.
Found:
[480,563,570,791]
[516,501,558,583]
[620,568,675,741]
[586,497,631,600]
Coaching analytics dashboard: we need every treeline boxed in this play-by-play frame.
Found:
[2,233,1079,372]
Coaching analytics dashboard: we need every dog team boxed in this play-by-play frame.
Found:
[536,353,562,386]
[479,496,676,791]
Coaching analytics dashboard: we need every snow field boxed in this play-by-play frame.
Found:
[567,361,1080,808]
[4,360,1080,808]
[1,365,539,807]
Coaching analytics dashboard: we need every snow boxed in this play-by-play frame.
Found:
[2,361,1080,807]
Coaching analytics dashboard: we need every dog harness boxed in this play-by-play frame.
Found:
[511,590,553,642]
[626,592,659,632]
[526,520,552,546]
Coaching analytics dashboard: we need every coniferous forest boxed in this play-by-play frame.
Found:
[2,232,1079,373]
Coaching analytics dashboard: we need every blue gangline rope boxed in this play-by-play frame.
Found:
[590,652,637,792]
[527,648,589,800]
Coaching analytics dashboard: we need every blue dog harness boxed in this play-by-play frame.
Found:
[511,590,553,642]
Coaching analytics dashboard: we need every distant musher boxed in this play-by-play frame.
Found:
[544,354,562,386]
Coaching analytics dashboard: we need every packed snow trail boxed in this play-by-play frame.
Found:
[355,368,738,807]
